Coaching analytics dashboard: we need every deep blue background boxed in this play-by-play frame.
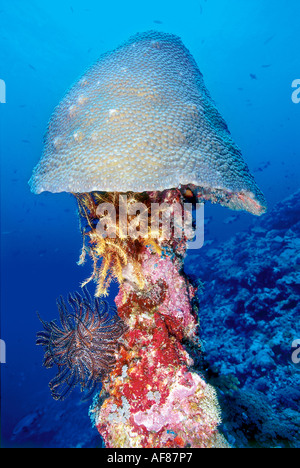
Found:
[1,0,299,447]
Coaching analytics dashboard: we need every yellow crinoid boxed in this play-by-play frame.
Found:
[74,191,162,296]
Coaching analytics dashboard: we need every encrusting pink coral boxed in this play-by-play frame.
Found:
[91,192,229,448]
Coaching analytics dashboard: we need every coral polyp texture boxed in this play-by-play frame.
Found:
[29,31,266,216]
[37,288,128,401]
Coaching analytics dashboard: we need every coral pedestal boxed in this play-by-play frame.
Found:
[94,245,227,448]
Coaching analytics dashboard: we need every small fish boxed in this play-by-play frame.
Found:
[28,64,36,71]
[22,139,30,143]
[153,20,163,24]
[250,73,257,80]
[262,64,271,68]
[264,35,275,45]
[253,161,271,173]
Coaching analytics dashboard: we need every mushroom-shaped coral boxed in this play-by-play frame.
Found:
[30,31,266,448]
[29,31,266,216]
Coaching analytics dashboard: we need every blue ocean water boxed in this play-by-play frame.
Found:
[0,0,299,448]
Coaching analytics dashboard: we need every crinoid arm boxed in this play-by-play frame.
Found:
[36,287,128,401]
[73,192,164,296]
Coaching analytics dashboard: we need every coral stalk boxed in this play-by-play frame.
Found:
[87,191,228,448]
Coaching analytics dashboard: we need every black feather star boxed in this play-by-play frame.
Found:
[36,288,128,401]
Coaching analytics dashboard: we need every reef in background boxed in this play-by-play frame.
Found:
[186,189,300,448]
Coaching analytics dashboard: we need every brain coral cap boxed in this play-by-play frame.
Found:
[29,31,266,215]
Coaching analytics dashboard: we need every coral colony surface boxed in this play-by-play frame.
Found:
[30,32,266,448]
